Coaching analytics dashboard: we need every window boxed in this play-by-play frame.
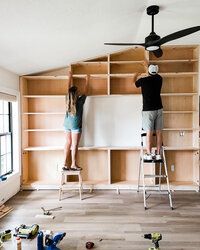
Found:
[0,100,13,177]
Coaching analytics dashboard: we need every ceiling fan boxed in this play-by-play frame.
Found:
[104,5,200,58]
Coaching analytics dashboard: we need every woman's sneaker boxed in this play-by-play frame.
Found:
[143,153,153,161]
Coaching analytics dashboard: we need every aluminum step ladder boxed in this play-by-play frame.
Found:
[137,132,173,210]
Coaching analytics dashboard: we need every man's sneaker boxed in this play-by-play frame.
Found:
[155,154,162,161]
[151,153,156,160]
[143,153,153,161]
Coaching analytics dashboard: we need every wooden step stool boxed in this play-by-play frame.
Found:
[59,170,83,201]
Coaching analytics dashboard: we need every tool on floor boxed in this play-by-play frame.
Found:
[144,233,162,250]
[137,132,173,210]
[36,206,62,219]
[41,206,62,216]
[14,224,39,239]
[86,241,94,249]
[37,230,66,250]
[0,229,12,241]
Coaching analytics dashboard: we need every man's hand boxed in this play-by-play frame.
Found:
[143,59,149,68]
[142,59,149,74]
[133,73,140,83]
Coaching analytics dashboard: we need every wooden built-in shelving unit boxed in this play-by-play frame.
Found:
[20,45,199,191]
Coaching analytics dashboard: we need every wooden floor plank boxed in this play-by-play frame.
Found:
[0,190,200,249]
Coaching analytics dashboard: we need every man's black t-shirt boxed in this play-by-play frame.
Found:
[135,74,163,111]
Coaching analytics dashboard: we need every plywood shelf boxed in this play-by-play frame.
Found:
[23,112,65,115]
[23,146,64,151]
[73,74,108,78]
[110,73,136,77]
[24,74,109,79]
[23,75,68,80]
[164,146,199,151]
[161,93,198,96]
[23,146,199,152]
[163,128,198,131]
[23,95,65,98]
[24,129,64,132]
[160,72,198,77]
[110,61,144,64]
[23,146,142,151]
[163,111,197,114]
[150,59,198,63]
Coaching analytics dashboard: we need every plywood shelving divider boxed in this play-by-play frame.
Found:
[20,45,199,191]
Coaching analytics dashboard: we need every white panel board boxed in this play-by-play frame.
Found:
[80,95,142,147]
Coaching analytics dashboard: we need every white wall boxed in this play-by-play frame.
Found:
[0,66,20,205]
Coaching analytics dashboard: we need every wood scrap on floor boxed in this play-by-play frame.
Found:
[0,205,13,219]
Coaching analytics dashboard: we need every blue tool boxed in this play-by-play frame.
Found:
[37,231,66,250]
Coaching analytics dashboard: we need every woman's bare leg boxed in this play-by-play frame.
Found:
[63,132,72,167]
[71,132,82,168]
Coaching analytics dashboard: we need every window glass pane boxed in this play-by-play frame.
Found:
[0,155,6,176]
[6,153,12,173]
[4,115,9,133]
[0,101,3,114]
[7,135,11,153]
[0,115,3,133]
[1,136,6,155]
[3,102,8,114]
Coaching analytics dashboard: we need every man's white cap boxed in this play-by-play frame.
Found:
[148,64,159,75]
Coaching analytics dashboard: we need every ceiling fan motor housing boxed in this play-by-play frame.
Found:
[145,32,160,51]
[147,5,159,16]
[145,32,160,44]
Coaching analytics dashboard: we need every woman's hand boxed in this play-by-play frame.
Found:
[85,74,90,82]
[84,74,90,95]
[68,68,73,87]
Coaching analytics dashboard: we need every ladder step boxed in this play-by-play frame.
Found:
[145,190,170,195]
[138,184,161,188]
[143,159,163,163]
[144,174,167,178]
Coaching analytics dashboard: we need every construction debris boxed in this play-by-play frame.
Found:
[0,205,13,219]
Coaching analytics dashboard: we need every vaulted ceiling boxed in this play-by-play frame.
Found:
[0,0,199,75]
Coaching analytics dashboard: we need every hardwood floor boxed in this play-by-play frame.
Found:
[0,190,200,249]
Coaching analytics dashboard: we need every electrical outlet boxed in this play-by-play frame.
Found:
[179,131,185,137]
[171,165,175,172]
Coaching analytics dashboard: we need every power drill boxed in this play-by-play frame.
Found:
[37,231,66,250]
[14,224,39,239]
[144,233,162,250]
[0,230,12,247]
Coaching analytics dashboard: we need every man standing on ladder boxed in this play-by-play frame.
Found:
[133,61,163,161]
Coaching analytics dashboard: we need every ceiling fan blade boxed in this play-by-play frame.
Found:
[104,42,145,46]
[155,26,200,45]
[152,48,163,58]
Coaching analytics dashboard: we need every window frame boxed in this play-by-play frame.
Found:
[0,101,13,177]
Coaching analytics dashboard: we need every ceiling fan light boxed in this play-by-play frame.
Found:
[146,45,160,51]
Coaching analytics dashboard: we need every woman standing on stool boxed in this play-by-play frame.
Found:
[63,70,89,171]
